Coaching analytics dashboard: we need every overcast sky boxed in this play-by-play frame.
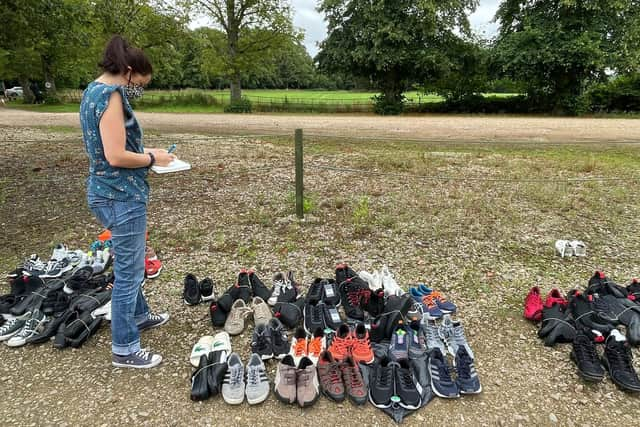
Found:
[293,0,501,57]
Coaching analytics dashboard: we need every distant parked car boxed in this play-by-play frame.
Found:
[5,86,23,100]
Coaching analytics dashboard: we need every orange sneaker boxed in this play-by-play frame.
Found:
[307,327,326,365]
[351,323,374,364]
[328,324,352,362]
[421,294,443,319]
[289,327,308,365]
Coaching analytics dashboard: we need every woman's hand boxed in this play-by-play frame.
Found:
[150,149,176,167]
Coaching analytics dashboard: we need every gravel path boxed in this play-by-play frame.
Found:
[2,124,640,426]
[1,107,640,142]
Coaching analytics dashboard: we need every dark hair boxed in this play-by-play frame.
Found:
[99,35,153,75]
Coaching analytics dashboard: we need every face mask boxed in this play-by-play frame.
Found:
[124,71,144,99]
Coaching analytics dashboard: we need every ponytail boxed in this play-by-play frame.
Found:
[99,35,153,75]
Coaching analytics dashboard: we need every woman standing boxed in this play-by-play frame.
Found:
[80,35,173,368]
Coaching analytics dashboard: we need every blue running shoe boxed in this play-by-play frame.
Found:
[428,348,459,398]
[389,325,410,361]
[418,284,456,313]
[410,287,443,319]
[455,347,481,394]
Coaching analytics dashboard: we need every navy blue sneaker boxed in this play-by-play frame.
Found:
[428,348,459,398]
[408,321,426,359]
[389,325,410,361]
[418,284,456,314]
[137,312,170,331]
[455,347,481,394]
[410,287,443,319]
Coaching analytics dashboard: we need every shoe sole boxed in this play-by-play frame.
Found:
[0,330,21,341]
[246,391,270,405]
[5,338,27,347]
[570,352,604,382]
[460,385,483,394]
[112,358,162,369]
[146,266,162,279]
[257,353,274,360]
[367,390,392,409]
[274,389,296,405]
[222,393,245,405]
[321,388,345,403]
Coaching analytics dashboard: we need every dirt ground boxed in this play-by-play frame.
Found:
[1,107,640,142]
[1,110,640,426]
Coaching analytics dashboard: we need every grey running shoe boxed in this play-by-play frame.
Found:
[222,352,245,405]
[245,353,270,405]
[137,312,170,332]
[0,316,27,341]
[112,349,163,369]
[252,296,272,326]
[274,355,297,404]
[6,309,47,347]
[225,299,253,336]
[438,314,474,359]
[424,319,446,354]
[296,356,320,407]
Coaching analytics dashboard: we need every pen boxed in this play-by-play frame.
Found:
[167,144,177,154]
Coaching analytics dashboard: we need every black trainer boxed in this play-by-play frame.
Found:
[538,302,576,346]
[395,358,422,409]
[269,317,291,359]
[236,270,252,303]
[363,288,385,317]
[209,299,228,327]
[320,278,340,306]
[339,277,369,321]
[602,330,640,393]
[251,322,273,360]
[199,277,215,302]
[322,304,342,331]
[183,274,201,305]
[568,290,613,335]
[248,270,270,301]
[304,301,325,334]
[273,300,303,329]
[207,350,228,396]
[368,357,395,408]
[570,328,605,382]
[306,279,324,304]
[335,263,357,285]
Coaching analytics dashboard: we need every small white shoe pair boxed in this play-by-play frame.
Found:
[359,265,404,296]
[555,240,586,258]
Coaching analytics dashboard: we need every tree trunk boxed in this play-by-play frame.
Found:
[19,78,35,104]
[227,1,242,103]
[43,57,57,98]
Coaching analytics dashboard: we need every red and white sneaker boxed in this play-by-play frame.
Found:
[523,286,544,321]
[145,258,163,279]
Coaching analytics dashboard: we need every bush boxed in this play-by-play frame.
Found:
[372,94,405,115]
[405,95,540,114]
[586,74,640,113]
[224,96,253,113]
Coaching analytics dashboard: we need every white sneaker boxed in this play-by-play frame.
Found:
[555,240,574,258]
[91,301,111,321]
[570,240,586,257]
[381,265,403,296]
[358,270,376,290]
[372,270,383,289]
[51,243,68,261]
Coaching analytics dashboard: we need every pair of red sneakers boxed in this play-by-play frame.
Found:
[523,287,568,321]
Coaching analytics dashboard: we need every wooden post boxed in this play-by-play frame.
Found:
[295,129,304,219]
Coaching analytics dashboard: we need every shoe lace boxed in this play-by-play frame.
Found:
[398,368,415,388]
[293,338,308,357]
[328,364,342,385]
[272,280,284,297]
[453,324,467,344]
[254,332,270,351]
[232,306,252,321]
[431,291,447,303]
[352,335,370,355]
[19,315,40,337]
[346,366,363,387]
[147,313,163,322]
[437,357,454,382]
[296,369,310,385]
[377,365,393,387]
[330,336,351,355]
[422,294,438,309]
[359,288,372,305]
[308,337,323,356]
[455,352,473,379]
[608,342,635,372]
[0,318,17,334]
[134,349,152,361]
[575,335,598,363]
[247,366,261,386]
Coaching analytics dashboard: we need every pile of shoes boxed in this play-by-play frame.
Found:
[1,243,114,349]
[185,262,480,423]
[524,271,640,392]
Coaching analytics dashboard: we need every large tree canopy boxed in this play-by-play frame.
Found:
[493,0,640,113]
[316,0,478,111]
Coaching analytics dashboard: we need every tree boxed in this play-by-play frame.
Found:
[317,0,478,113]
[193,0,295,102]
[493,0,640,113]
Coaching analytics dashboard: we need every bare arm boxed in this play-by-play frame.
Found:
[99,91,174,167]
